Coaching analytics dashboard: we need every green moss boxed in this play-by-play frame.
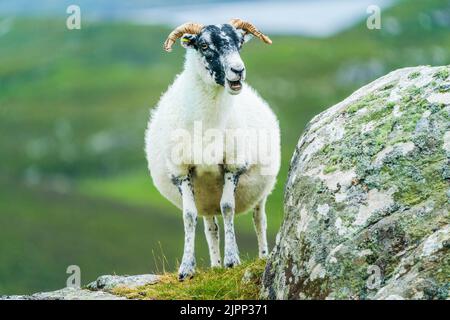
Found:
[401,211,448,245]
[372,119,395,147]
[407,85,424,97]
[398,85,424,106]
[323,165,337,174]
[112,259,267,300]
[362,102,394,122]
[408,71,421,80]
[387,149,446,207]
[434,254,450,286]
[433,68,450,80]
[380,81,398,91]
[396,186,427,206]
[346,93,378,114]
[396,93,431,132]
[346,103,363,114]
[437,84,450,93]
[326,251,371,299]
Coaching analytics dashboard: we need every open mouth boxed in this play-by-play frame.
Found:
[227,79,243,92]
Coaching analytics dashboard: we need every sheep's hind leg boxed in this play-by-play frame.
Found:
[220,168,245,268]
[203,216,221,267]
[174,174,198,281]
[253,197,269,259]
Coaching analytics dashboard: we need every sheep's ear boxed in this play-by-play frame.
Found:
[180,34,197,49]
[237,29,253,44]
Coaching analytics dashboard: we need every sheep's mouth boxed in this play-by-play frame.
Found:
[227,79,243,92]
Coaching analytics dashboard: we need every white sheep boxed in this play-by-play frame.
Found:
[145,19,281,280]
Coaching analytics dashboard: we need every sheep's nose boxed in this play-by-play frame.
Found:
[231,67,245,75]
[225,53,246,80]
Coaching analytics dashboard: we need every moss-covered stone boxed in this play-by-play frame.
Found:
[262,66,450,300]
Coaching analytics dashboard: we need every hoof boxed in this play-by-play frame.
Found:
[224,255,241,268]
[178,259,196,281]
[178,273,194,282]
[225,262,238,268]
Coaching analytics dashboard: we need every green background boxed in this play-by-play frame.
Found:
[0,0,449,294]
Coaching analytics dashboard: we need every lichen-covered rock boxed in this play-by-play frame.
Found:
[262,66,450,300]
[1,287,126,300]
[87,274,160,291]
[1,274,160,300]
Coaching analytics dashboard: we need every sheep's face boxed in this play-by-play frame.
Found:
[181,24,252,95]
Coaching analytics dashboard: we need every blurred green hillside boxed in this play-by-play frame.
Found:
[1,0,449,294]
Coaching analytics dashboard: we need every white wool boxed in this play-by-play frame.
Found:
[145,49,281,216]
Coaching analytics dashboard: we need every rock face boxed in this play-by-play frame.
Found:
[1,274,159,300]
[262,66,450,300]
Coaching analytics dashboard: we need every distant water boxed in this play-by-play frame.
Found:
[0,0,394,37]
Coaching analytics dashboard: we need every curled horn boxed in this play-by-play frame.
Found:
[163,22,204,52]
[229,18,272,45]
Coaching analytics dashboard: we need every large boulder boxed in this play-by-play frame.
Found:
[262,66,450,300]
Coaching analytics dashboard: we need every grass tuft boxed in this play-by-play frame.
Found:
[112,259,267,300]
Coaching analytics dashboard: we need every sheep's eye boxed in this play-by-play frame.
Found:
[200,43,209,51]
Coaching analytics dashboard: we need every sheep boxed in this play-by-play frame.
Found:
[145,19,281,280]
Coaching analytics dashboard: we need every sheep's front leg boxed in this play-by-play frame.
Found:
[253,197,269,258]
[175,174,198,281]
[203,216,221,267]
[220,168,244,268]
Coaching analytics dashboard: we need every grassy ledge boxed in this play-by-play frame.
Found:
[112,260,267,300]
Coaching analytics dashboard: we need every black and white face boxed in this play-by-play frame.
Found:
[181,24,252,95]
